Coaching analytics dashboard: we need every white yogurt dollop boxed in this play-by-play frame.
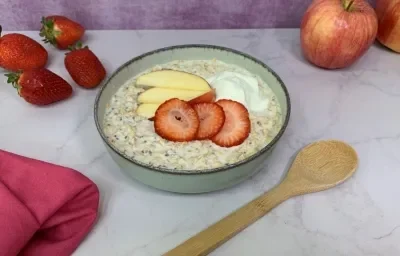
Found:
[206,71,269,113]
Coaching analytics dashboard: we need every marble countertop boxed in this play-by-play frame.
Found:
[1,29,399,256]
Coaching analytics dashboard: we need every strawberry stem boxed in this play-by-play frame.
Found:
[67,41,88,51]
[4,71,22,95]
[344,0,355,11]
[39,16,59,46]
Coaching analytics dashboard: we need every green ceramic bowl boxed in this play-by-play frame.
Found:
[94,44,291,194]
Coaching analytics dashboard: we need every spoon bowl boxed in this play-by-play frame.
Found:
[163,140,359,256]
[285,140,359,194]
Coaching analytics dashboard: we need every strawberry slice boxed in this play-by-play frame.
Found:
[211,99,251,147]
[154,98,200,142]
[192,103,225,140]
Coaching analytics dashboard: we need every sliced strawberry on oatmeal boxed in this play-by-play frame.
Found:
[211,99,251,148]
[192,103,225,140]
[154,98,200,142]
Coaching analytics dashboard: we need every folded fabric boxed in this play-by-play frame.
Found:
[0,149,100,256]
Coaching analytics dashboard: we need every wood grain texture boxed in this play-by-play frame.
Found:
[163,140,359,256]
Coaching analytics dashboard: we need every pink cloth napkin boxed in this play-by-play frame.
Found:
[0,149,100,256]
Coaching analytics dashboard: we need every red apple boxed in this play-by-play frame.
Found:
[376,0,400,52]
[300,0,378,69]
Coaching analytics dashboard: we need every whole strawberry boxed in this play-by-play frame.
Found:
[40,16,84,50]
[64,42,106,88]
[0,25,48,71]
[5,68,73,106]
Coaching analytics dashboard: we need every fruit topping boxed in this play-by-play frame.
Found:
[211,99,251,148]
[137,89,216,120]
[138,88,209,104]
[136,70,211,91]
[193,103,225,140]
[154,98,200,142]
[137,104,160,119]
[187,89,216,105]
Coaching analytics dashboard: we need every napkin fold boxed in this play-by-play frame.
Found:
[0,149,100,256]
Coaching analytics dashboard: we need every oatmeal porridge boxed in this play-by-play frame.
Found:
[103,59,283,172]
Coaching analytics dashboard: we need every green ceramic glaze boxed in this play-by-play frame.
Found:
[94,44,291,194]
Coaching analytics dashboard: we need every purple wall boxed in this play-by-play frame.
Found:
[1,0,376,31]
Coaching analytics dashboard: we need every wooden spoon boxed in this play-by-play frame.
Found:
[163,140,359,256]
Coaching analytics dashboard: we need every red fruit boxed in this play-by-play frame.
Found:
[300,0,377,69]
[40,16,85,50]
[376,0,400,52]
[147,89,216,121]
[192,103,225,140]
[64,42,106,88]
[154,98,200,142]
[0,25,48,71]
[5,68,73,106]
[211,99,251,148]
[188,89,216,105]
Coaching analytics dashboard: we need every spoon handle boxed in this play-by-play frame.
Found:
[163,183,292,256]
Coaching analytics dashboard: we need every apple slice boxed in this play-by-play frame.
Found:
[188,89,216,105]
[136,70,211,91]
[138,88,209,104]
[136,103,160,118]
[144,89,216,121]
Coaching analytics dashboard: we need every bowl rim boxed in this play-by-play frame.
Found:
[94,44,291,175]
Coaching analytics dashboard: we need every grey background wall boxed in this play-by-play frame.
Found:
[0,0,376,30]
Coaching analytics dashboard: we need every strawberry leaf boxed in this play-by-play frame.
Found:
[39,17,59,46]
[67,41,88,52]
[5,71,22,94]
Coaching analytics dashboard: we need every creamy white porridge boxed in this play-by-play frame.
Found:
[103,59,283,172]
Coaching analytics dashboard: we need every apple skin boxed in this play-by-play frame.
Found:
[187,89,216,105]
[300,0,378,69]
[147,89,216,121]
[376,0,400,52]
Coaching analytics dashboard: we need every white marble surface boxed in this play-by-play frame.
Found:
[1,29,399,256]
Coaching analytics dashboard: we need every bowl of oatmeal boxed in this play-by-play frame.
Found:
[94,44,290,193]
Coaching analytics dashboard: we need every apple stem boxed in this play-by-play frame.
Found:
[0,25,2,37]
[345,0,355,11]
